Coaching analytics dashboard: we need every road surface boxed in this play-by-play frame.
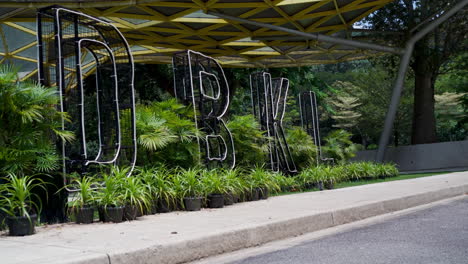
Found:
[217,197,468,264]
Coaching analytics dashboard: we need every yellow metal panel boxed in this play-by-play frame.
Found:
[0,0,393,70]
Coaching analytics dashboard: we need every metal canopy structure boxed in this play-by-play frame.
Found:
[1,0,466,164]
[0,0,393,76]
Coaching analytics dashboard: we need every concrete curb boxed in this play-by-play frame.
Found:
[108,184,468,264]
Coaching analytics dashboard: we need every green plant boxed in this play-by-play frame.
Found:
[285,127,318,170]
[302,166,327,184]
[345,162,366,181]
[360,162,378,179]
[135,99,202,168]
[322,130,360,164]
[0,173,48,220]
[121,176,151,213]
[321,166,338,184]
[179,168,205,198]
[296,168,316,189]
[137,167,158,200]
[249,167,280,193]
[378,163,399,178]
[66,175,97,209]
[226,115,266,167]
[153,167,176,206]
[95,168,125,208]
[202,169,228,195]
[0,65,74,174]
[269,172,299,192]
[223,168,243,195]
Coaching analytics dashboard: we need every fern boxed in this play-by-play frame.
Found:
[0,65,74,174]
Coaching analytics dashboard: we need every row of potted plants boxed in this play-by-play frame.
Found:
[0,162,398,236]
[296,162,399,191]
[67,167,280,224]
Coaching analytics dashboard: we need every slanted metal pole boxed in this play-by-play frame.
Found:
[376,0,468,162]
[375,45,413,162]
[208,11,404,55]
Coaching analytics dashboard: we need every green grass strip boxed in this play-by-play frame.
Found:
[273,172,452,197]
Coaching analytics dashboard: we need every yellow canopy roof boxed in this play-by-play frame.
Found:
[0,0,393,78]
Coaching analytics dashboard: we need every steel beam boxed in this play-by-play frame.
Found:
[208,11,405,55]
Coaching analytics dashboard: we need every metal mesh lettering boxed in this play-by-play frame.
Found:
[37,7,137,187]
[250,72,296,173]
[172,50,235,169]
[299,91,333,165]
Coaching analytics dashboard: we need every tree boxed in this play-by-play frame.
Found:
[363,0,467,144]
[435,92,467,141]
[328,81,362,130]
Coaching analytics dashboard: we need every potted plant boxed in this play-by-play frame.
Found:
[0,173,48,236]
[242,172,261,201]
[95,171,124,223]
[202,170,227,208]
[297,169,314,190]
[223,169,242,205]
[121,176,150,221]
[66,175,97,224]
[308,166,325,191]
[179,168,204,211]
[322,166,341,190]
[154,170,175,213]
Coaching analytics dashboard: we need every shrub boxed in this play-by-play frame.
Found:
[0,65,74,174]
[226,115,266,167]
[286,127,317,169]
[322,129,361,164]
[135,99,202,168]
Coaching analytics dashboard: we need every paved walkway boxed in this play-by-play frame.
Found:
[1,172,467,264]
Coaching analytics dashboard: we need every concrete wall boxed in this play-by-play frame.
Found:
[352,140,468,172]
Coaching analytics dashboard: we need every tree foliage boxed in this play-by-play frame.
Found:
[361,0,468,144]
[328,81,362,129]
[226,114,266,167]
[0,65,74,174]
[135,99,202,168]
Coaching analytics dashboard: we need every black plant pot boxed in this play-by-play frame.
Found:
[136,206,144,217]
[317,181,324,191]
[74,207,94,224]
[224,193,235,206]
[123,205,138,221]
[324,181,334,190]
[184,197,202,211]
[304,182,315,190]
[0,211,6,231]
[149,200,158,215]
[208,194,224,208]
[233,193,241,203]
[248,188,260,201]
[157,199,171,213]
[7,214,37,236]
[102,206,124,223]
[238,193,247,203]
[259,187,269,200]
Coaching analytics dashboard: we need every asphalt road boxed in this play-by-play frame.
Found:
[228,197,468,264]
